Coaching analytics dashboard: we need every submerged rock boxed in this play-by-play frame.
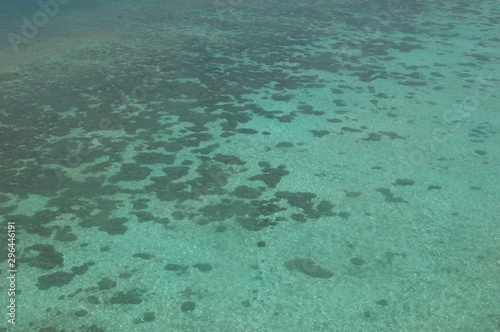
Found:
[284,258,333,278]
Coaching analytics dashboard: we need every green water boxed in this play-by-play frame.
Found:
[0,0,499,331]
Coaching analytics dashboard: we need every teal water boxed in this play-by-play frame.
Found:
[0,0,499,331]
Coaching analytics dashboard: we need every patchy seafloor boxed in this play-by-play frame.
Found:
[0,0,499,331]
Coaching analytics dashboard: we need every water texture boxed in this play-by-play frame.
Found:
[0,0,499,331]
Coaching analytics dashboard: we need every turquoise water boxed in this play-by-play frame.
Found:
[0,0,499,331]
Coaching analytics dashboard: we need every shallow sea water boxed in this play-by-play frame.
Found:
[0,0,499,331]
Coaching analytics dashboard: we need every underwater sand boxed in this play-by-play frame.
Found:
[0,0,499,331]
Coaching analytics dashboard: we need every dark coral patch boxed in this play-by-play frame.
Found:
[17,210,62,236]
[54,226,77,242]
[132,253,154,260]
[380,131,404,140]
[181,301,196,312]
[192,143,220,155]
[177,133,212,147]
[213,154,246,165]
[238,217,277,231]
[193,263,213,272]
[276,142,294,148]
[363,133,381,141]
[291,213,307,222]
[189,165,229,196]
[250,202,283,216]
[37,271,75,290]
[98,217,128,235]
[375,188,406,203]
[215,225,227,233]
[298,105,324,115]
[98,277,117,290]
[428,185,442,190]
[249,165,289,188]
[71,263,90,275]
[133,211,155,222]
[109,163,151,182]
[199,203,234,221]
[258,161,270,168]
[133,152,175,165]
[271,94,294,101]
[143,312,155,322]
[236,128,258,134]
[341,127,362,133]
[303,208,321,219]
[275,191,316,209]
[277,114,296,122]
[109,290,143,304]
[75,310,88,317]
[284,258,333,278]
[394,179,415,186]
[316,200,335,215]
[350,257,367,266]
[165,264,189,272]
[311,130,330,137]
[229,200,252,215]
[233,185,262,199]
[162,166,190,182]
[338,212,350,219]
[20,244,64,270]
